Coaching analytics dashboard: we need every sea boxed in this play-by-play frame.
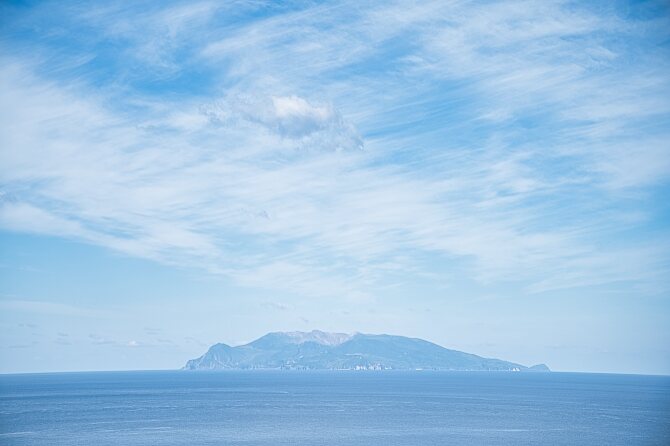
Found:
[0,371,668,445]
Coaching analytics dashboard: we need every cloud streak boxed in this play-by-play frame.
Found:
[1,0,668,299]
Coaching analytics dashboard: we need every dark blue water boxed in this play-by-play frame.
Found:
[0,371,669,445]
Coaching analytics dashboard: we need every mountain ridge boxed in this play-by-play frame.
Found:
[183,330,550,372]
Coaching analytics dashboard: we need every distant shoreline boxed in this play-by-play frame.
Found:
[2,369,669,378]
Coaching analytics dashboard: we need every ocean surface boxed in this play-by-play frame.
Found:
[0,371,669,445]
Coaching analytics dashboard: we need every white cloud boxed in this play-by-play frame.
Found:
[201,93,363,152]
[271,96,333,135]
[0,202,84,238]
[0,0,668,300]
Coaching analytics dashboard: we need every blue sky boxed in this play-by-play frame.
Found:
[0,0,669,374]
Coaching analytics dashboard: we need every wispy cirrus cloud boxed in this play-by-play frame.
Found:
[1,0,668,300]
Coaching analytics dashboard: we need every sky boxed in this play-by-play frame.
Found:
[0,0,669,375]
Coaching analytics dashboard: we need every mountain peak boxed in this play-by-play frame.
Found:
[243,330,353,349]
[282,330,353,346]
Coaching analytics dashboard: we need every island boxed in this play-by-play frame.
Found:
[183,330,550,372]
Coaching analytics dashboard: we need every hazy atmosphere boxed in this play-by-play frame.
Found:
[1,0,669,375]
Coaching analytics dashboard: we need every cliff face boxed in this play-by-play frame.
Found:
[183,330,550,372]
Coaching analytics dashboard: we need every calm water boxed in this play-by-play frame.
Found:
[0,371,669,445]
